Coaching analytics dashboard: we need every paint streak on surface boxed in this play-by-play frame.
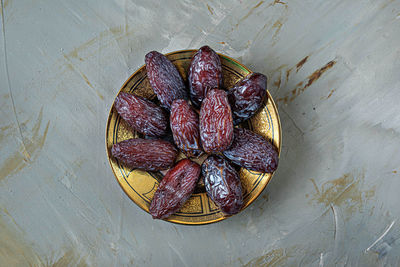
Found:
[51,249,88,267]
[0,124,12,143]
[68,49,84,62]
[63,60,104,100]
[0,108,50,181]
[243,247,296,267]
[273,76,281,89]
[0,213,89,267]
[0,226,39,265]
[80,73,104,100]
[271,20,283,39]
[80,73,93,88]
[273,0,286,5]
[305,60,336,88]
[59,25,139,102]
[285,67,292,82]
[236,1,265,27]
[295,56,309,72]
[206,4,214,15]
[66,37,98,61]
[308,173,375,216]
[321,88,336,100]
[0,214,43,266]
[64,26,134,62]
[278,60,336,104]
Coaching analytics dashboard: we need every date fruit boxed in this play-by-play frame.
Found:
[228,73,267,125]
[145,51,188,110]
[111,138,177,171]
[150,159,201,219]
[170,99,203,157]
[202,155,243,215]
[188,46,222,108]
[114,92,168,137]
[200,89,233,154]
[223,128,278,173]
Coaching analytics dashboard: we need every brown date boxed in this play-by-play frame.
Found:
[170,99,203,157]
[200,89,233,154]
[114,92,168,137]
[202,155,243,215]
[111,138,177,171]
[188,46,222,108]
[145,51,188,110]
[228,73,267,125]
[223,128,279,173]
[150,159,201,219]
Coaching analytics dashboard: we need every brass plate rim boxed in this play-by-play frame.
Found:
[105,49,282,225]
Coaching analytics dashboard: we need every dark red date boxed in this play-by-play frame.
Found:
[111,138,177,171]
[223,128,279,173]
[188,46,222,108]
[170,99,203,157]
[150,159,201,219]
[202,155,243,215]
[114,92,168,137]
[228,73,267,125]
[145,51,188,110]
[200,89,233,154]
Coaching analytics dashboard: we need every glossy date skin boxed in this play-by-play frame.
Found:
[150,159,201,219]
[114,92,168,137]
[200,89,233,154]
[170,99,203,157]
[145,51,188,110]
[202,155,243,215]
[188,46,222,108]
[111,138,177,171]
[223,128,279,173]
[228,73,267,125]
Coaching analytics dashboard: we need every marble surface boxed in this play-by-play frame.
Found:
[1,0,400,266]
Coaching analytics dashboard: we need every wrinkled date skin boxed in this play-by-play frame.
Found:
[170,99,203,157]
[202,155,243,215]
[200,89,233,154]
[223,128,279,173]
[188,46,222,108]
[114,92,168,137]
[145,51,188,110]
[111,138,177,171]
[150,159,201,219]
[228,73,267,125]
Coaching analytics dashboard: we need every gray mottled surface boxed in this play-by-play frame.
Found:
[1,0,400,266]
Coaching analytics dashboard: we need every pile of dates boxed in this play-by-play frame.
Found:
[111,46,279,220]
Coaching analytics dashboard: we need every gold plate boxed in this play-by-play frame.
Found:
[106,50,281,225]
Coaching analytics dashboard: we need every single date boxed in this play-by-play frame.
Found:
[223,128,279,173]
[145,51,188,110]
[170,99,203,157]
[111,138,177,171]
[150,159,201,219]
[200,89,233,154]
[202,155,243,215]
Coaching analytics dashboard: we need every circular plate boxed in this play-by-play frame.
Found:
[106,49,281,225]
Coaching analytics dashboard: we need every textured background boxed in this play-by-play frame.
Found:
[1,0,400,266]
